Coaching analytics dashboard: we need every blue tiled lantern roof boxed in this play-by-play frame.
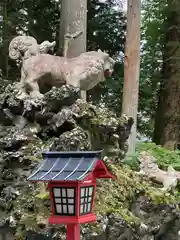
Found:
[27,151,103,181]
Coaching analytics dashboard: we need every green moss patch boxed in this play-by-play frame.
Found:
[137,142,180,170]
[95,160,180,225]
[13,144,180,238]
[124,142,180,171]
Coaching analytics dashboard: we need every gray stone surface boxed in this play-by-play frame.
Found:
[0,82,179,240]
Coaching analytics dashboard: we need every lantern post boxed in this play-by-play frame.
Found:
[27,151,116,240]
[67,224,80,240]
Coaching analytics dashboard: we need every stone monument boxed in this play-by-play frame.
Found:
[9,36,115,99]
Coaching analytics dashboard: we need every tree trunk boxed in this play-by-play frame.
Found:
[121,0,141,154]
[153,81,165,145]
[59,0,87,100]
[153,0,180,150]
[153,58,167,145]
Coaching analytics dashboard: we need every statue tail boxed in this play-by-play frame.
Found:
[39,41,56,53]
[9,36,54,61]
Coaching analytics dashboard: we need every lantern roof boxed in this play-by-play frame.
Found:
[27,150,116,182]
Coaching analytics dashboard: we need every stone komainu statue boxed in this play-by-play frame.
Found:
[17,49,115,99]
[9,36,115,99]
[9,36,56,61]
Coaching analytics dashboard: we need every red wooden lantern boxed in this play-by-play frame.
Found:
[28,151,116,240]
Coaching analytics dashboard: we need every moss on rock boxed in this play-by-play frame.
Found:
[11,160,180,239]
[72,100,133,158]
[1,83,179,239]
[94,160,180,226]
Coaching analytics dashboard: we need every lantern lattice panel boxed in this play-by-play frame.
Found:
[80,186,94,215]
[52,187,76,216]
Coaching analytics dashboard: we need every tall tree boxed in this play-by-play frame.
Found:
[153,0,180,150]
[121,0,141,153]
[59,0,87,100]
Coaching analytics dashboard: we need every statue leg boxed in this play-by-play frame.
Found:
[28,80,44,99]
[16,68,29,99]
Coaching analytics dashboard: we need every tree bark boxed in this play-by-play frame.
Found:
[59,0,87,57]
[153,62,166,145]
[153,0,180,150]
[121,0,141,154]
[59,0,87,100]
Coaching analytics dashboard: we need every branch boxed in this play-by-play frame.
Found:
[64,30,82,40]
[63,30,82,57]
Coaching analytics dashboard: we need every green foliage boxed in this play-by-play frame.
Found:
[137,142,180,170]
[24,0,60,43]
[88,61,124,114]
[124,142,180,171]
[123,152,140,171]
[35,192,49,200]
[137,0,166,137]
[87,0,126,112]
[0,0,60,78]
[87,0,126,55]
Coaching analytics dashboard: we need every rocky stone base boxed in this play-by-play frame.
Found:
[0,83,133,239]
[0,83,179,239]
